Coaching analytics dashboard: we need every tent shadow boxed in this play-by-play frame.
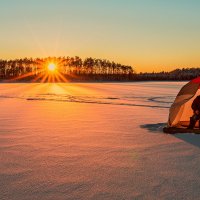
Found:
[140,123,167,133]
[174,134,200,148]
[140,123,200,148]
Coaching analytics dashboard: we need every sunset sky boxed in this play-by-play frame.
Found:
[0,0,199,72]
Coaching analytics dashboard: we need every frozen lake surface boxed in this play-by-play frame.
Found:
[1,82,200,200]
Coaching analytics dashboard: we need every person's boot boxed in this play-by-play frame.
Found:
[188,117,196,129]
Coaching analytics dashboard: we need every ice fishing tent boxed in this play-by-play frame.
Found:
[168,77,200,128]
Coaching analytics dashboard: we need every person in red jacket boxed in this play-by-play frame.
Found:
[188,95,200,129]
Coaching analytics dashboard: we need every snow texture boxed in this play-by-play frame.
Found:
[0,82,200,200]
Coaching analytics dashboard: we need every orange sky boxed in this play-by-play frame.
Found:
[1,0,200,72]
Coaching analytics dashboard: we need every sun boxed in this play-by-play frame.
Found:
[48,63,57,72]
[10,58,68,83]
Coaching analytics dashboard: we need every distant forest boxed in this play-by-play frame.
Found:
[136,68,200,81]
[0,57,199,82]
[0,57,133,82]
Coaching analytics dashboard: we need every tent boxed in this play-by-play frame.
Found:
[168,77,200,129]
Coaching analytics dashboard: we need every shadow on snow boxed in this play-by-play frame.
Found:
[140,123,200,148]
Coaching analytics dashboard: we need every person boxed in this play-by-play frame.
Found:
[188,95,200,129]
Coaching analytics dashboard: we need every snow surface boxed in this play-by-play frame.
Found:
[0,82,200,200]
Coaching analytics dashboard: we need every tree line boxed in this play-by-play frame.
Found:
[136,68,200,81]
[0,57,134,81]
[0,56,200,82]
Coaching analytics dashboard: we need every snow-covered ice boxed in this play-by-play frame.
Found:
[0,82,200,200]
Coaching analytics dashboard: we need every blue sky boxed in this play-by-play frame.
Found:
[0,0,200,72]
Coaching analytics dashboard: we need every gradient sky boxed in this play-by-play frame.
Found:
[0,0,200,72]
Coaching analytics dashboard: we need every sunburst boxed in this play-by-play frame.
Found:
[48,63,57,72]
[10,57,68,83]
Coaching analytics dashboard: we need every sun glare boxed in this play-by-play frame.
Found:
[48,63,57,72]
[10,58,68,83]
